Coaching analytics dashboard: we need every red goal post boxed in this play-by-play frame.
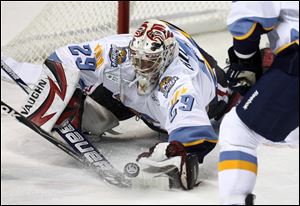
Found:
[118,1,130,34]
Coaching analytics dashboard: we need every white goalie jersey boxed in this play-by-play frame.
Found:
[4,26,219,146]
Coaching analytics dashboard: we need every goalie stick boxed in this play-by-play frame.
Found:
[1,59,131,188]
[1,59,31,94]
[1,100,131,187]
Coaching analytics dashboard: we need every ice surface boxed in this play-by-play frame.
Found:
[2,73,299,205]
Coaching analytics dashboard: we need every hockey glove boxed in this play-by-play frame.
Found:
[260,47,275,72]
[225,46,263,96]
[136,141,199,190]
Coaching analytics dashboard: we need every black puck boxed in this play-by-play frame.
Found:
[123,162,140,178]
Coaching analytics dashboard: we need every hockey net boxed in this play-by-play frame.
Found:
[1,1,231,64]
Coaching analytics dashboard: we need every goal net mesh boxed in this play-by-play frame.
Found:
[1,1,231,64]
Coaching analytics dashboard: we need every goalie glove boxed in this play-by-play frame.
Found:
[136,141,199,190]
[225,46,263,96]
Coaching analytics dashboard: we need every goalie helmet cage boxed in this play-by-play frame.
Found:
[1,1,231,64]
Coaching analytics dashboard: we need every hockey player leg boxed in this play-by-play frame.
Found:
[81,83,137,136]
[236,68,299,142]
[81,95,120,136]
[218,59,299,204]
[218,108,262,205]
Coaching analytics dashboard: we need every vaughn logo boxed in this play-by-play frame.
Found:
[21,60,68,127]
[243,90,259,110]
[21,78,47,115]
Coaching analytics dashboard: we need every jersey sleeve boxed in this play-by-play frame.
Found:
[159,74,218,147]
[227,2,280,39]
[46,34,132,89]
[227,2,280,56]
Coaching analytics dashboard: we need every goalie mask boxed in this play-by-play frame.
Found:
[129,20,178,95]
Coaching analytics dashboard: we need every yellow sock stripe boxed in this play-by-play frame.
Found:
[218,160,257,174]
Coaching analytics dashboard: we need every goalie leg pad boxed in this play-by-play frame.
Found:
[81,95,120,136]
[20,59,80,132]
[55,88,85,130]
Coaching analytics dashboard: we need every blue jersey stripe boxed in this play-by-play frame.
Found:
[176,38,216,86]
[169,125,218,144]
[167,22,217,86]
[228,17,278,37]
[291,29,299,42]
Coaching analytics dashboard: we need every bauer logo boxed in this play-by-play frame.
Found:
[1,104,21,119]
[59,124,113,171]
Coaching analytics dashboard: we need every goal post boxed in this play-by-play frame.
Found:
[118,1,130,34]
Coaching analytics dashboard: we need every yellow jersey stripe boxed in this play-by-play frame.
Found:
[233,22,257,41]
[275,40,299,55]
[170,87,187,106]
[183,139,218,147]
[96,58,104,68]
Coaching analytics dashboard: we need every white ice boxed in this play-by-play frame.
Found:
[1,79,299,205]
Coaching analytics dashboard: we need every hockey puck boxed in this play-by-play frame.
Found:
[124,162,140,178]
